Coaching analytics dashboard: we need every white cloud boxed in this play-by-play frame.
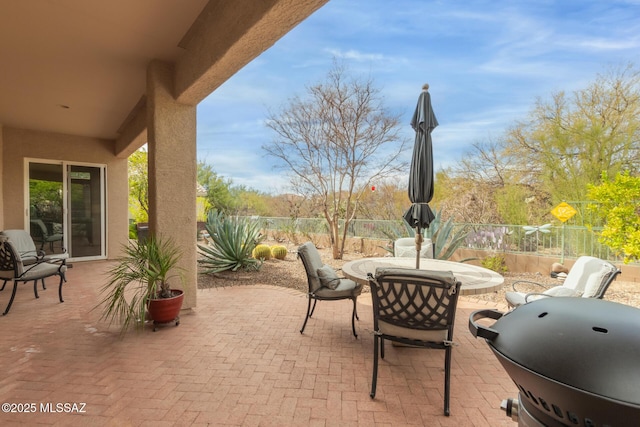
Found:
[324,48,385,62]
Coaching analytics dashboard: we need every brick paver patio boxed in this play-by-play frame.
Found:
[0,261,517,426]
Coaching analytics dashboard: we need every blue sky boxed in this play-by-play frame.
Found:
[197,0,640,194]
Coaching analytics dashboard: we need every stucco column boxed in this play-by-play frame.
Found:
[0,124,4,230]
[147,60,197,310]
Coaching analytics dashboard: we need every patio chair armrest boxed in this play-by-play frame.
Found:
[19,258,67,279]
[524,292,551,303]
[511,280,551,292]
[44,257,66,266]
[20,249,47,261]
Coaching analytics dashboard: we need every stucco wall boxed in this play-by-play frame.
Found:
[2,126,128,259]
[453,248,640,283]
[0,124,3,231]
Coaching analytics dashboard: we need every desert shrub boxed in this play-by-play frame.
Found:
[197,211,263,273]
[481,253,508,273]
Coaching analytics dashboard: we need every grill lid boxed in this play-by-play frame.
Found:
[469,297,640,405]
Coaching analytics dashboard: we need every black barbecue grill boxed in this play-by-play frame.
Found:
[469,297,640,427]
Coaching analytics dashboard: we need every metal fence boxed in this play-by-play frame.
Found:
[460,223,618,261]
[255,216,632,264]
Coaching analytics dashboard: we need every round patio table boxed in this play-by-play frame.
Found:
[342,257,504,296]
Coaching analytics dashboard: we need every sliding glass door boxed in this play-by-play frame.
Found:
[27,160,106,260]
[28,162,65,254]
[67,165,105,258]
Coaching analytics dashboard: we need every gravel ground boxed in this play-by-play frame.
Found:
[198,240,640,309]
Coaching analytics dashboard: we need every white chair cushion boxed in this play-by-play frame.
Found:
[582,263,615,298]
[563,256,607,292]
[505,291,528,307]
[378,320,448,342]
[394,237,433,258]
[543,287,581,297]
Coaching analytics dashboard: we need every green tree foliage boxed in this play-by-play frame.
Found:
[231,185,271,216]
[263,60,408,259]
[437,64,640,226]
[129,152,269,220]
[128,148,148,223]
[507,64,640,203]
[197,161,236,214]
[197,162,271,216]
[587,171,640,263]
[29,179,63,222]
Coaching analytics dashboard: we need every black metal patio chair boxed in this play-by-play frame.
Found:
[368,267,461,416]
[0,236,67,315]
[297,242,362,338]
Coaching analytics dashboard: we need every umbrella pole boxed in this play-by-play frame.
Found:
[415,228,423,269]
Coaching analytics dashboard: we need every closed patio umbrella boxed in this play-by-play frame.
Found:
[403,84,438,268]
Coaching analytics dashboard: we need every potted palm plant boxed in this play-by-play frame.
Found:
[97,234,184,334]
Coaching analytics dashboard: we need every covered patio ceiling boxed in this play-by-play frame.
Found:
[0,0,328,144]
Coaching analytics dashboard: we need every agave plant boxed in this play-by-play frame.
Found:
[424,209,471,260]
[197,211,264,273]
[383,208,470,260]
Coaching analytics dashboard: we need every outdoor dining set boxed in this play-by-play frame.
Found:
[296,239,628,421]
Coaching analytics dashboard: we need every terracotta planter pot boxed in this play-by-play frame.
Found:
[147,289,184,325]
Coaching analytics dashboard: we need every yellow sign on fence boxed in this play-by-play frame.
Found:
[551,202,577,223]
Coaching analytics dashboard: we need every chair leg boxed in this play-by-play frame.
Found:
[58,274,64,303]
[33,280,40,299]
[300,296,313,334]
[0,279,7,291]
[309,298,318,317]
[381,338,385,359]
[444,346,452,416]
[351,297,358,338]
[3,281,18,315]
[370,334,379,398]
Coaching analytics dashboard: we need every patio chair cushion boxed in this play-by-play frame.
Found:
[505,287,580,306]
[377,320,448,342]
[21,262,67,280]
[543,286,582,297]
[1,229,40,264]
[394,237,433,258]
[582,262,616,298]
[562,256,609,293]
[297,242,324,292]
[0,229,68,265]
[314,278,359,298]
[317,265,341,290]
[504,291,526,306]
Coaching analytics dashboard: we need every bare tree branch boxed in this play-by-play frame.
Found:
[263,60,408,258]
